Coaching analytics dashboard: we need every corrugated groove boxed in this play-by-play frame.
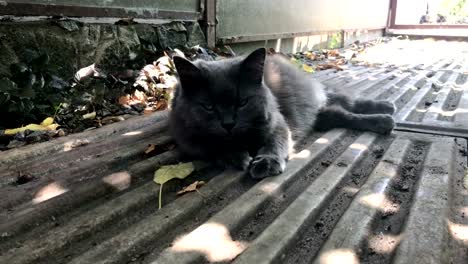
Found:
[72,130,351,264]
[423,71,460,122]
[0,150,179,244]
[312,139,416,263]
[0,112,169,169]
[233,133,377,264]
[393,139,455,264]
[322,58,468,136]
[0,132,172,213]
[151,130,348,263]
[1,45,468,264]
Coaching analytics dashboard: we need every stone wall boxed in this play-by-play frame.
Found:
[0,20,206,128]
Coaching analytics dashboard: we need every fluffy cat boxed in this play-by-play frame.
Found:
[170,48,395,179]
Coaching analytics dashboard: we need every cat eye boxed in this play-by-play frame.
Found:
[200,102,214,111]
[238,98,249,107]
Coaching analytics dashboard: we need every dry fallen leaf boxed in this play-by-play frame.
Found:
[177,181,206,195]
[304,51,317,60]
[118,95,130,105]
[327,49,340,58]
[155,100,168,111]
[315,63,344,71]
[145,144,156,154]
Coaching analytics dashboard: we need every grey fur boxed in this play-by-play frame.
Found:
[170,48,395,179]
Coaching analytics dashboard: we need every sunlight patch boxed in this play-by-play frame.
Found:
[343,186,360,195]
[259,182,280,194]
[447,219,468,242]
[316,137,329,144]
[171,222,247,262]
[368,234,402,254]
[122,131,143,136]
[349,143,368,151]
[33,182,69,204]
[102,171,131,191]
[359,189,400,214]
[289,149,311,160]
[318,248,359,264]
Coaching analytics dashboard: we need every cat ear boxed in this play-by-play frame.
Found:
[173,56,203,90]
[241,48,266,84]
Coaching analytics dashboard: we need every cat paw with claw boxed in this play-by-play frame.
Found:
[249,155,285,179]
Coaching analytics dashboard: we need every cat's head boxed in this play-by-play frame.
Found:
[172,48,272,138]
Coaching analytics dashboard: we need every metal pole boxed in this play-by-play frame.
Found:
[205,0,217,48]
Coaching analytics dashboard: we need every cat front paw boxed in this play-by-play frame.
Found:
[373,115,395,134]
[215,151,251,170]
[377,101,396,115]
[249,155,285,179]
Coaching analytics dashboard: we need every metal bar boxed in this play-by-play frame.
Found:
[389,0,468,30]
[218,28,385,45]
[205,0,217,48]
[389,0,398,28]
[391,24,468,29]
[395,121,468,138]
[0,2,200,21]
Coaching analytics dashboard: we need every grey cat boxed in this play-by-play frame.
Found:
[170,48,395,179]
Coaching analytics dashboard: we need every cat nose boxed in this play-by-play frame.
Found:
[222,121,235,131]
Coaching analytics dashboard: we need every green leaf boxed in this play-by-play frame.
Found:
[154,162,195,210]
[153,162,195,185]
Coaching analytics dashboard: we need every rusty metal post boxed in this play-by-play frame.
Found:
[205,0,217,48]
[387,0,398,29]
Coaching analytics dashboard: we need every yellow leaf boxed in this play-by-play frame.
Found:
[82,112,96,120]
[5,124,47,135]
[47,124,60,130]
[302,64,315,73]
[5,119,60,135]
[153,162,195,185]
[177,181,206,195]
[40,117,54,126]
